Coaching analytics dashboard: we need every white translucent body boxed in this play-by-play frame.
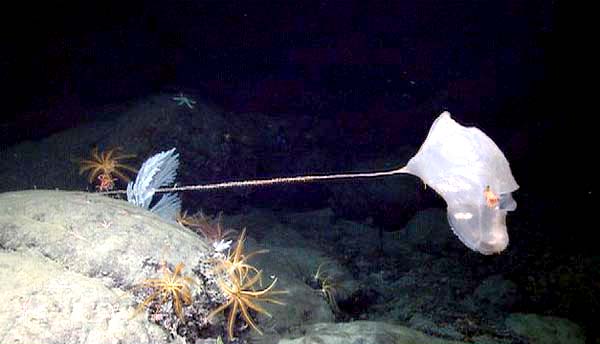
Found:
[403,112,519,254]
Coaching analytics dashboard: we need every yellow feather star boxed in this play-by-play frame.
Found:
[78,147,137,184]
[135,261,196,321]
[209,229,287,338]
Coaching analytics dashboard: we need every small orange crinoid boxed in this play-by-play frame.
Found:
[134,261,196,322]
[177,211,238,243]
[310,262,341,313]
[209,268,287,338]
[208,231,287,338]
[214,228,268,279]
[78,147,138,189]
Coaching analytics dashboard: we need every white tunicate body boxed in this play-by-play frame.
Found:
[403,112,519,255]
